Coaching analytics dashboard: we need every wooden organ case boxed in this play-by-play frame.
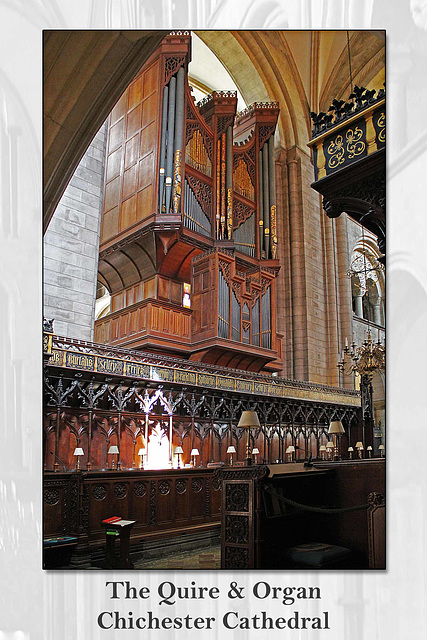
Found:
[95,33,281,373]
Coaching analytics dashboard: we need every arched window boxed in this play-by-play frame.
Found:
[349,246,384,326]
[95,282,111,319]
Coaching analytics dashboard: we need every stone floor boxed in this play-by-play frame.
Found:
[134,544,221,570]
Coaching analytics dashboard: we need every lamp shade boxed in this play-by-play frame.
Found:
[348,446,354,452]
[191,448,200,456]
[138,448,146,456]
[319,445,326,452]
[328,420,345,434]
[355,442,363,449]
[174,446,183,455]
[252,448,260,454]
[237,411,261,428]
[73,447,84,456]
[367,446,373,451]
[378,444,385,450]
[326,442,334,449]
[108,445,119,454]
[227,446,236,454]
[285,445,295,453]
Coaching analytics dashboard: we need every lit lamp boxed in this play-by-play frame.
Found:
[191,448,200,467]
[252,447,260,464]
[286,445,295,463]
[326,442,334,460]
[226,445,236,466]
[174,446,183,469]
[73,447,84,471]
[328,420,345,460]
[237,411,261,465]
[138,448,146,469]
[319,445,326,460]
[355,442,364,459]
[348,446,354,460]
[366,445,373,458]
[108,445,119,470]
[379,444,385,458]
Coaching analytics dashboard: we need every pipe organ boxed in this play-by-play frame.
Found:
[95,32,281,373]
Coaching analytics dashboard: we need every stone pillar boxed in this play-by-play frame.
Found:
[275,147,293,378]
[43,122,107,340]
[335,214,354,389]
[287,153,308,381]
[286,145,331,384]
[374,299,382,325]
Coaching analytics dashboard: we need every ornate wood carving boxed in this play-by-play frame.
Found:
[225,514,250,544]
[176,479,187,494]
[233,199,254,230]
[185,174,212,219]
[114,483,127,499]
[93,485,107,500]
[159,480,171,495]
[225,483,249,512]
[191,478,203,493]
[134,481,147,497]
[44,488,60,505]
[164,55,186,86]
[225,546,250,569]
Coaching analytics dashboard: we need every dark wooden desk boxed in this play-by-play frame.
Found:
[102,519,136,569]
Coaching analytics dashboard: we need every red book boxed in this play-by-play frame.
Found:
[102,516,121,524]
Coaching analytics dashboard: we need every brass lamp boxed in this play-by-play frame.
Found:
[319,444,326,460]
[174,445,183,469]
[252,447,260,464]
[348,446,354,460]
[226,445,236,466]
[355,441,364,459]
[366,445,373,458]
[108,445,119,470]
[237,411,261,465]
[138,447,146,469]
[379,444,385,457]
[328,420,345,460]
[191,448,200,467]
[285,445,295,463]
[73,447,84,471]
[326,442,334,460]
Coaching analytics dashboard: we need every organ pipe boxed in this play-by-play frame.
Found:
[268,135,277,258]
[164,75,177,215]
[226,125,233,240]
[172,66,185,214]
[158,84,169,211]
[262,142,270,258]
[221,133,226,239]
[258,149,265,258]
[216,139,221,238]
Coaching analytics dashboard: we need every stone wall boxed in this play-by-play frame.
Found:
[43,123,107,339]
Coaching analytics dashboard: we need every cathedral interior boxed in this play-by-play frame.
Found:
[43,30,385,570]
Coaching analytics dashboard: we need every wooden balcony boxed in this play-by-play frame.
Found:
[94,299,192,353]
[308,86,385,256]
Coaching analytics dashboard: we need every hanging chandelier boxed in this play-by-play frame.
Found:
[338,222,385,379]
[338,333,385,378]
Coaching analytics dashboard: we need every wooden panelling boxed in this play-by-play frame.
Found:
[124,133,140,169]
[100,58,160,246]
[94,299,192,348]
[44,468,221,550]
[120,195,137,230]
